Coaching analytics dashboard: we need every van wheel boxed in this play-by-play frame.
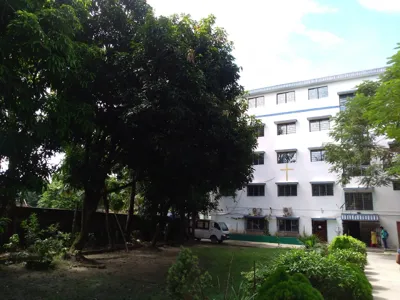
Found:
[210,235,218,244]
[218,240,223,244]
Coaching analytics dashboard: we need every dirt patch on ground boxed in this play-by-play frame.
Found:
[0,246,181,300]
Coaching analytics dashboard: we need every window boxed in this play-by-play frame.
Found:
[277,151,297,164]
[345,193,373,210]
[196,221,209,230]
[339,93,355,111]
[247,185,265,196]
[277,91,295,104]
[248,96,265,108]
[308,86,328,99]
[252,152,264,165]
[312,183,334,196]
[277,122,296,135]
[309,118,330,132]
[347,165,370,177]
[277,219,299,232]
[213,222,221,230]
[393,181,400,191]
[277,184,297,196]
[310,149,325,162]
[246,218,266,232]
[256,124,265,137]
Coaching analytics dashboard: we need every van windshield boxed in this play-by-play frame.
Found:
[219,222,229,231]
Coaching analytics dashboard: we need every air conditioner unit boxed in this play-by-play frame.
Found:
[252,208,257,215]
[283,207,293,216]
[256,208,263,216]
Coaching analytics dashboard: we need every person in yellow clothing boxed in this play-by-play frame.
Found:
[371,231,377,247]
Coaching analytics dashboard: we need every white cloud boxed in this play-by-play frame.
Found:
[147,0,341,89]
[358,0,400,12]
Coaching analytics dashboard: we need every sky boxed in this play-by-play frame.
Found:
[147,0,400,90]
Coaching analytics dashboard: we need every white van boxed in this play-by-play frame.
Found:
[194,219,230,243]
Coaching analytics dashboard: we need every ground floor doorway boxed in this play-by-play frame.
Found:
[312,220,328,242]
[342,221,380,245]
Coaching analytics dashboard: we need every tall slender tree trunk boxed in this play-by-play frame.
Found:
[125,178,136,240]
[103,191,113,249]
[71,202,79,235]
[70,189,101,252]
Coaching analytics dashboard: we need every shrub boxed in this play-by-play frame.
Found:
[329,248,367,270]
[328,235,366,255]
[0,217,10,234]
[166,247,212,300]
[3,234,20,252]
[299,234,321,249]
[256,268,323,300]
[242,249,372,300]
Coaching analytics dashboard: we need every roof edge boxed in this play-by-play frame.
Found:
[248,67,386,96]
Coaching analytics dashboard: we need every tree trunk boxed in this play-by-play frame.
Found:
[179,208,186,244]
[125,178,136,240]
[191,209,197,238]
[71,202,79,236]
[151,222,160,247]
[70,189,101,252]
[103,191,114,249]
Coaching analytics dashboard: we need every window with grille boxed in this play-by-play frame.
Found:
[345,193,373,210]
[277,122,296,135]
[277,91,295,104]
[339,93,355,111]
[277,219,299,232]
[246,218,266,231]
[277,151,297,164]
[277,184,297,196]
[310,149,325,162]
[347,165,370,177]
[393,181,400,190]
[247,185,265,196]
[308,86,328,99]
[248,96,265,108]
[309,119,330,132]
[256,124,265,137]
[312,183,334,196]
[252,152,264,165]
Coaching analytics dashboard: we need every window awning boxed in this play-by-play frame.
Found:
[274,119,297,124]
[247,182,266,186]
[308,146,325,151]
[311,217,337,221]
[307,115,332,121]
[275,181,298,185]
[244,215,266,219]
[343,187,374,192]
[337,89,357,95]
[309,181,335,184]
[275,148,297,153]
[341,214,379,222]
[276,216,300,220]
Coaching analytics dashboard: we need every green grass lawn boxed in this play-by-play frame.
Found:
[192,246,287,299]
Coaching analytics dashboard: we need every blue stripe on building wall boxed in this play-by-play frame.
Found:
[255,105,340,119]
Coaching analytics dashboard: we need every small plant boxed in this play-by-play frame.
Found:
[166,247,212,300]
[329,248,367,270]
[299,234,320,249]
[3,234,20,252]
[256,268,323,300]
[329,235,367,255]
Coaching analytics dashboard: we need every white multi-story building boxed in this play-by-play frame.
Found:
[213,67,400,247]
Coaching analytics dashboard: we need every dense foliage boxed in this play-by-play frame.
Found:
[325,46,400,186]
[0,0,258,250]
[243,249,372,300]
[256,268,323,300]
[328,248,367,270]
[328,235,367,255]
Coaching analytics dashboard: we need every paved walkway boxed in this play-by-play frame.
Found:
[367,252,400,300]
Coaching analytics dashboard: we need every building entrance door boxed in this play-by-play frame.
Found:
[312,220,328,242]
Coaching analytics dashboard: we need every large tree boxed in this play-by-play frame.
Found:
[325,46,400,186]
[0,0,85,216]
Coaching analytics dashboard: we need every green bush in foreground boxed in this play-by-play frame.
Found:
[328,235,366,255]
[166,247,212,300]
[243,249,372,300]
[329,248,367,270]
[256,268,323,300]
